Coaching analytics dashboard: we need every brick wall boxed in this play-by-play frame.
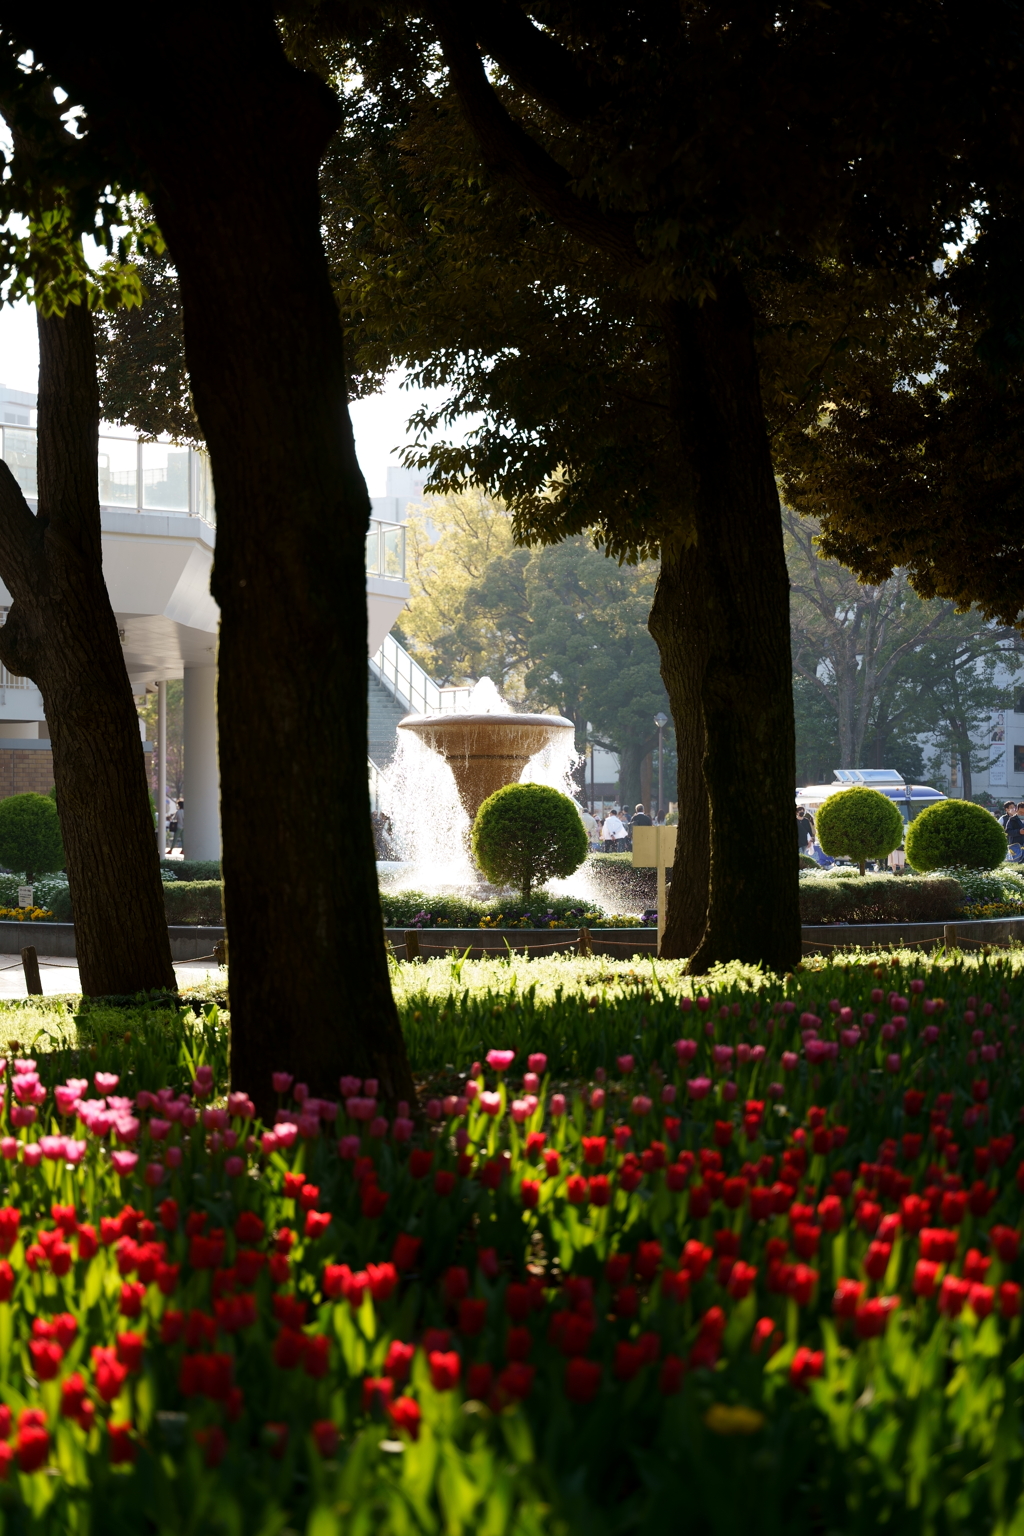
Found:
[0,749,55,798]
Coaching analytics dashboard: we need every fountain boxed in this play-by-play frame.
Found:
[397,680,575,822]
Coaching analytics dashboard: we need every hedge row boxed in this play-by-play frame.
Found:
[798,874,963,924]
[161,880,223,926]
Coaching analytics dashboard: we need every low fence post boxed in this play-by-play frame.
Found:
[577,926,592,957]
[20,946,41,996]
[405,930,421,962]
[943,923,958,949]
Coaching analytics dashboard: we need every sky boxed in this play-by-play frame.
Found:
[0,297,465,499]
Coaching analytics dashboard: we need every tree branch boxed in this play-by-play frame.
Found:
[423,0,642,271]
[452,0,605,123]
[0,462,45,679]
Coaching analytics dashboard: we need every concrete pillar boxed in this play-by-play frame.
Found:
[183,666,221,861]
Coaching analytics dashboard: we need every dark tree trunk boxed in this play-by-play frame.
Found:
[0,304,175,996]
[10,13,416,1113]
[657,279,801,973]
[650,533,711,959]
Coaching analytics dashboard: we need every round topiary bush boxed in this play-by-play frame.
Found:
[905,797,1007,873]
[815,786,904,876]
[472,783,589,901]
[0,792,65,884]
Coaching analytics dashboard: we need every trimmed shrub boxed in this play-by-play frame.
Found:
[0,792,65,883]
[160,859,221,883]
[472,784,589,901]
[906,798,1008,872]
[162,881,224,925]
[815,787,904,876]
[799,875,963,925]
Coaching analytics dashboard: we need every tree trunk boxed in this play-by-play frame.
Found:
[618,741,645,813]
[0,304,175,996]
[658,280,801,973]
[650,533,710,959]
[12,14,417,1113]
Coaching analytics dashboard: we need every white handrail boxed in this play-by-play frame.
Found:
[369,633,441,715]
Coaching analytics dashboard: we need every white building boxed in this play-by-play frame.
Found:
[0,388,411,858]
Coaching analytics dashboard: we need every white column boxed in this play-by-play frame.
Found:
[183,666,221,861]
[157,680,167,860]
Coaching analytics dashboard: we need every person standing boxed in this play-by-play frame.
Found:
[1000,801,1018,830]
[630,803,653,829]
[167,798,185,854]
[601,808,627,852]
[1005,803,1024,861]
[796,806,814,855]
[580,806,599,850]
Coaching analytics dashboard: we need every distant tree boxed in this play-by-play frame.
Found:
[786,511,1021,795]
[399,496,671,805]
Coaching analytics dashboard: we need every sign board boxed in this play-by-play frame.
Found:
[631,825,677,869]
[17,886,33,909]
[630,825,676,951]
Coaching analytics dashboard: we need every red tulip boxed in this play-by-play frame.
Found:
[15,1423,48,1473]
[429,1350,461,1391]
[790,1347,824,1392]
[108,1422,136,1465]
[361,1376,394,1413]
[990,1225,1020,1263]
[833,1279,865,1319]
[388,1396,422,1439]
[466,1363,494,1401]
[565,1358,602,1403]
[391,1233,422,1272]
[384,1340,415,1382]
[913,1260,940,1298]
[91,1346,129,1403]
[999,1282,1022,1319]
[854,1297,898,1338]
[864,1242,892,1281]
[115,1332,144,1373]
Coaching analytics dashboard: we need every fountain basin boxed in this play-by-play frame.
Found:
[397,710,575,821]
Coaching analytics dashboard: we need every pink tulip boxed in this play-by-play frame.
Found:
[94,1072,120,1092]
[527,1053,548,1074]
[486,1050,515,1072]
[144,1162,165,1187]
[687,1078,712,1100]
[111,1151,138,1176]
[550,1094,566,1117]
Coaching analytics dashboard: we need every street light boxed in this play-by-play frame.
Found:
[653,712,668,820]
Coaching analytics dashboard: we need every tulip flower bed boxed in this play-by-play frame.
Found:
[0,961,1022,1531]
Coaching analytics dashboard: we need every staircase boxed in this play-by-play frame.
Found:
[368,663,410,769]
[367,634,473,769]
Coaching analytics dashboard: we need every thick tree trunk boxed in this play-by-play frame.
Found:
[0,305,175,996]
[650,534,710,958]
[11,14,417,1112]
[658,280,801,973]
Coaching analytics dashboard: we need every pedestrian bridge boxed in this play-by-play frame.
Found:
[0,400,411,857]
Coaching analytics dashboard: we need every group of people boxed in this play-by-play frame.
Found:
[581,803,656,853]
[796,797,1024,871]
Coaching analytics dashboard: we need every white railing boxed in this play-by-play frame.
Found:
[370,633,472,716]
[0,425,216,528]
[370,633,441,715]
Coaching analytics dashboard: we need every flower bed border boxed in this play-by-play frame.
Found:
[0,920,224,962]
[387,915,1024,961]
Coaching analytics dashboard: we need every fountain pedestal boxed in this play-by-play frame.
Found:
[397,710,575,821]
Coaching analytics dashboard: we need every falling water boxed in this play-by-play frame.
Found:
[377,677,586,896]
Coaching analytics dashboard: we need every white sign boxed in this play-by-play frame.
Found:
[17,887,32,909]
[990,712,1008,786]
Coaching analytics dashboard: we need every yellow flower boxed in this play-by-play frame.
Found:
[704,1404,766,1436]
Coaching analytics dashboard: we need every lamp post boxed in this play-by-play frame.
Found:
[653,712,668,820]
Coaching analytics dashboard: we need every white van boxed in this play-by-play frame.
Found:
[796,768,945,827]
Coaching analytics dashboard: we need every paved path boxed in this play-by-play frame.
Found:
[0,957,224,999]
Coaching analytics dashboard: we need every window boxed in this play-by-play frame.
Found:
[1015,745,1024,775]
[1016,690,1024,715]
